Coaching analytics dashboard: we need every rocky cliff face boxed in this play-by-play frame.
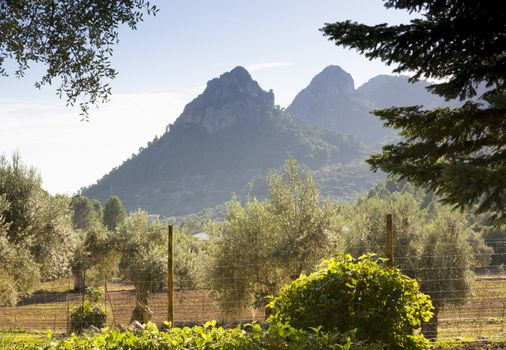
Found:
[174,66,275,134]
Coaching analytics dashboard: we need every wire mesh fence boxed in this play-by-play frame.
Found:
[1,239,506,340]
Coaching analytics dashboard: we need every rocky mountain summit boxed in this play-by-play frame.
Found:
[174,66,275,134]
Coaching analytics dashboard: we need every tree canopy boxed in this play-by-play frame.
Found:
[322,0,506,225]
[0,0,157,118]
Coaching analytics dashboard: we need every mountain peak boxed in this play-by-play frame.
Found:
[308,65,355,93]
[174,66,275,134]
[228,65,250,78]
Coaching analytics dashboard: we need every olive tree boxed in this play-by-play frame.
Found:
[1,153,76,284]
[0,195,40,305]
[118,210,202,323]
[207,158,337,317]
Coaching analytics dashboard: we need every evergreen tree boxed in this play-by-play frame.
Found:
[322,0,506,224]
[103,196,126,231]
[71,194,102,230]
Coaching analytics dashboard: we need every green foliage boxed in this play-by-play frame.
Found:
[340,192,484,338]
[85,286,105,304]
[70,195,120,291]
[0,219,40,305]
[322,0,506,225]
[173,229,205,290]
[119,211,168,299]
[0,153,43,244]
[8,321,388,350]
[70,288,107,333]
[482,225,506,267]
[71,223,119,291]
[418,209,475,309]
[0,153,75,300]
[102,196,126,231]
[322,1,504,101]
[341,192,425,276]
[31,194,76,280]
[268,254,433,350]
[207,159,337,315]
[71,195,103,230]
[0,0,158,118]
[117,211,202,323]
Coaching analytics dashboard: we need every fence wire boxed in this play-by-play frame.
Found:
[1,241,506,340]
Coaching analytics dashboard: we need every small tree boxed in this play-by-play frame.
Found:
[1,153,76,287]
[31,194,76,281]
[207,199,282,316]
[418,209,475,338]
[0,230,40,305]
[118,211,167,323]
[71,223,118,291]
[341,192,425,277]
[70,287,107,333]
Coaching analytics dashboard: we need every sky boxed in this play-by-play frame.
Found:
[0,1,416,195]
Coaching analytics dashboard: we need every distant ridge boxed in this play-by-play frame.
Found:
[288,65,451,144]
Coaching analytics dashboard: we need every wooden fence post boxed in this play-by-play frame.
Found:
[66,293,69,334]
[168,224,174,326]
[386,214,394,267]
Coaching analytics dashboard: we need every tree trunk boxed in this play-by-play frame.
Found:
[73,269,85,292]
[130,285,152,324]
[421,306,439,339]
[130,300,153,324]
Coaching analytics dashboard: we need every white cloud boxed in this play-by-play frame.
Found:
[246,62,293,72]
[0,92,187,195]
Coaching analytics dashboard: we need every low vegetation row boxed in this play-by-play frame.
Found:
[3,255,435,349]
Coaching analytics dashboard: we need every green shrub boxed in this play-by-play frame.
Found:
[70,287,107,333]
[267,254,433,350]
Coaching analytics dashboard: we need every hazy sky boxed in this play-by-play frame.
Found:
[0,1,415,195]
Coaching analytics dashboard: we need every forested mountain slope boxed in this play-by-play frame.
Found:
[82,67,366,216]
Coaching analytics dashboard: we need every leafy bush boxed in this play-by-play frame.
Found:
[70,287,107,333]
[268,254,434,350]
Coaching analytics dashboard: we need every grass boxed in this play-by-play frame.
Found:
[436,276,506,339]
[0,330,49,349]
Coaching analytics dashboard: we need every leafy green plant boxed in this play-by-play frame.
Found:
[268,254,434,350]
[7,321,383,350]
[69,287,107,333]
